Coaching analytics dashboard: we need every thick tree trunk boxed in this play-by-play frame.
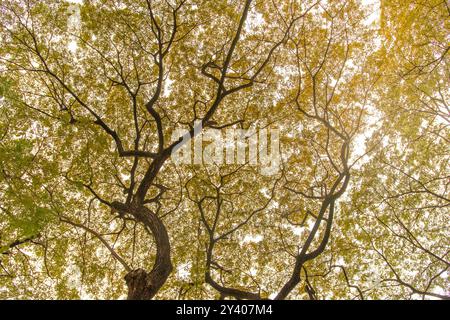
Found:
[126,206,172,300]
[125,269,155,300]
[112,202,172,300]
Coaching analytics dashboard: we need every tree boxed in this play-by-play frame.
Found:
[0,0,448,300]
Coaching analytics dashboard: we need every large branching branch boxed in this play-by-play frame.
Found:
[277,21,355,297]
[187,166,281,300]
[134,0,252,203]
[143,0,186,153]
[134,0,319,206]
[2,7,157,160]
[276,166,351,299]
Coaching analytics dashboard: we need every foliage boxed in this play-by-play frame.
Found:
[0,0,448,299]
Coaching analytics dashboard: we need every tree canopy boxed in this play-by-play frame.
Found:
[0,0,448,299]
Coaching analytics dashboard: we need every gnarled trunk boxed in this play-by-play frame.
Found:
[127,206,172,300]
[125,266,171,300]
[112,201,172,300]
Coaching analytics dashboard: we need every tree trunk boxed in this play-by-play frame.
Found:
[111,202,172,300]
